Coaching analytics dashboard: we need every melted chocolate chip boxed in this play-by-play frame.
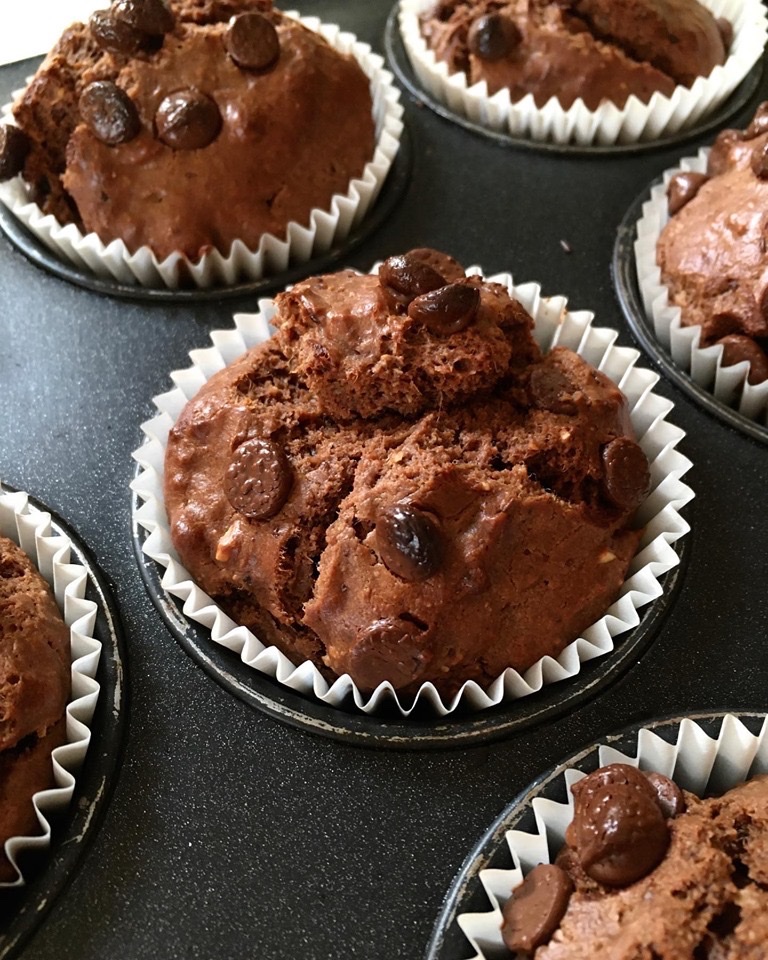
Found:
[0,125,30,180]
[528,365,578,415]
[751,141,768,180]
[156,90,221,150]
[224,438,292,520]
[574,781,669,887]
[746,103,768,140]
[645,772,687,819]
[716,17,734,52]
[407,282,480,335]
[666,171,709,216]
[379,253,446,311]
[349,618,428,690]
[376,505,442,582]
[717,334,768,385]
[501,864,573,954]
[225,12,280,70]
[79,81,141,146]
[405,247,465,283]
[89,9,147,55]
[707,128,742,177]
[467,13,521,61]
[112,0,174,36]
[601,437,650,511]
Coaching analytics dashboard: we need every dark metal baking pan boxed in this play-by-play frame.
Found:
[0,124,412,303]
[384,4,764,156]
[0,490,128,959]
[613,187,768,445]
[131,470,691,750]
[425,710,767,960]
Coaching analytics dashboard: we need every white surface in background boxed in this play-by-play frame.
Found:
[1,1,107,66]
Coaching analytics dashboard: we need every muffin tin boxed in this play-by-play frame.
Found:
[1,2,767,958]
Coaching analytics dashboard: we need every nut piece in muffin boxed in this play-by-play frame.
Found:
[0,0,375,261]
[501,763,768,958]
[420,0,730,111]
[0,536,70,882]
[657,101,768,385]
[164,249,651,696]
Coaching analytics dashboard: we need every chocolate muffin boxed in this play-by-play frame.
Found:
[419,0,730,111]
[0,536,70,882]
[656,102,768,385]
[164,250,650,696]
[502,764,768,958]
[1,0,376,261]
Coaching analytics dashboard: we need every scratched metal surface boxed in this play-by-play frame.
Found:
[1,3,767,958]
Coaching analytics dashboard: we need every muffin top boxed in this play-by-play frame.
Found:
[420,0,729,110]
[502,764,768,958]
[657,102,768,384]
[5,0,375,260]
[164,251,649,694]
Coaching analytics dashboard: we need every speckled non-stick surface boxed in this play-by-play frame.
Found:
[1,3,766,958]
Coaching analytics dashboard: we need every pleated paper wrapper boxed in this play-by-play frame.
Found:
[0,13,403,289]
[0,486,101,887]
[456,713,768,959]
[398,0,766,146]
[131,265,693,718]
[635,147,768,425]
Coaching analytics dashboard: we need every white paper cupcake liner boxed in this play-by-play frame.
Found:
[398,0,766,146]
[131,264,693,718]
[456,713,768,959]
[0,12,403,289]
[0,485,101,887]
[635,148,768,425]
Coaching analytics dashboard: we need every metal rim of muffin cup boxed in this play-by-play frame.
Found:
[392,0,768,152]
[0,484,127,960]
[613,155,768,445]
[130,265,695,741]
[425,711,768,960]
[0,13,405,293]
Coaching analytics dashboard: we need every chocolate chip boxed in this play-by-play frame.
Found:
[89,9,147,55]
[707,128,742,177]
[224,438,292,520]
[601,437,650,511]
[501,864,573,954]
[225,12,280,71]
[746,103,768,140]
[716,17,733,52]
[645,772,686,819]
[379,252,446,311]
[573,781,669,887]
[407,282,480,335]
[349,618,429,691]
[112,0,174,36]
[568,763,655,829]
[666,171,709,216]
[751,142,768,180]
[405,247,465,283]
[529,365,578,415]
[79,81,141,146]
[376,504,442,582]
[0,125,30,180]
[156,89,221,150]
[717,334,768,385]
[467,13,521,61]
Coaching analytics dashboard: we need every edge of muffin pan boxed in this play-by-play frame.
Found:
[425,711,768,960]
[0,484,127,959]
[387,0,767,153]
[129,268,694,745]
